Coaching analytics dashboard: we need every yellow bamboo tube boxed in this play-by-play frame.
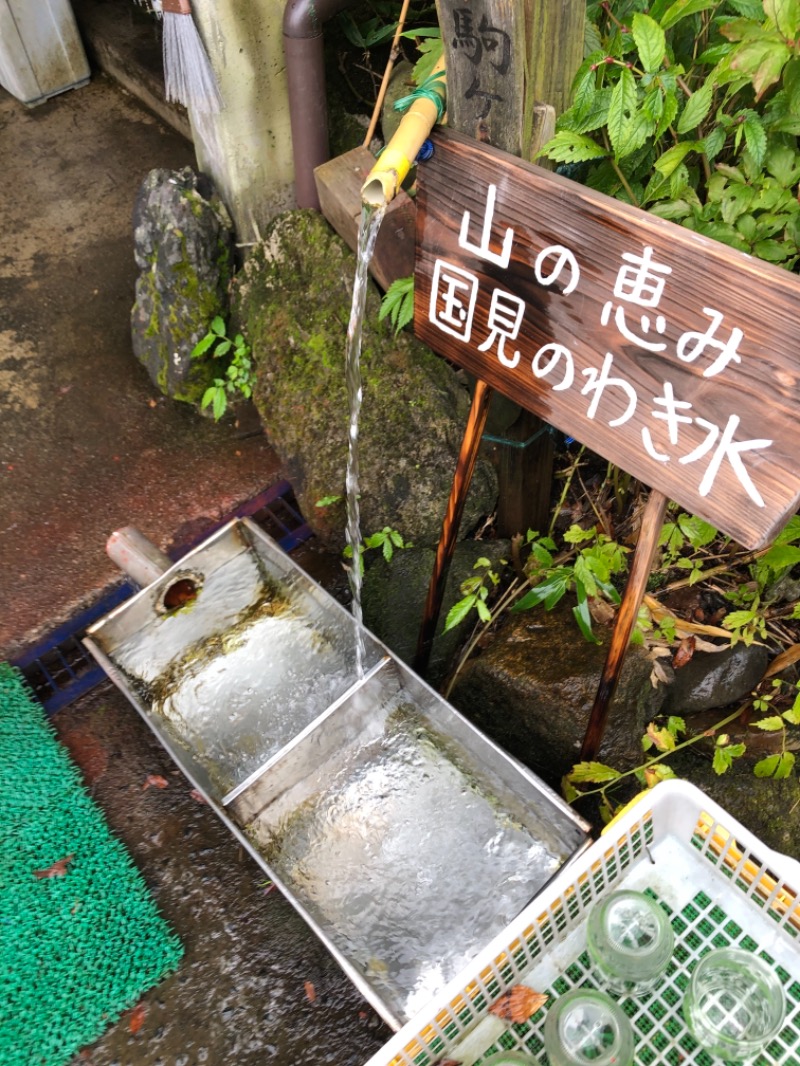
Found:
[361,58,446,207]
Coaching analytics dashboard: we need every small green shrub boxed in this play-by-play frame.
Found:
[191,315,253,421]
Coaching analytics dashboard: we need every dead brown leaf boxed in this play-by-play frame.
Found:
[304,980,316,1003]
[672,635,696,669]
[489,985,548,1023]
[128,1002,146,1035]
[142,774,169,791]
[764,644,800,680]
[588,596,616,626]
[33,854,74,879]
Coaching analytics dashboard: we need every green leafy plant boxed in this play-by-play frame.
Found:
[340,11,398,50]
[540,0,800,269]
[563,675,800,820]
[379,275,415,335]
[512,525,629,643]
[315,497,412,576]
[343,526,413,575]
[444,556,504,631]
[191,315,253,421]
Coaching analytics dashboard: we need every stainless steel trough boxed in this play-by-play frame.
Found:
[85,518,590,1028]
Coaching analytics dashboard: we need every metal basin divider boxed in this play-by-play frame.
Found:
[83,518,590,1030]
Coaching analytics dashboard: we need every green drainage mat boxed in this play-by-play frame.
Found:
[0,664,183,1066]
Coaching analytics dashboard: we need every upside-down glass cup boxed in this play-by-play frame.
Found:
[682,948,786,1061]
[544,989,635,1066]
[586,890,675,998]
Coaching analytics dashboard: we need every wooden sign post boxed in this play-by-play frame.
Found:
[415,127,800,756]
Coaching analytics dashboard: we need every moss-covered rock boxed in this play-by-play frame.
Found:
[449,598,666,792]
[236,210,497,549]
[131,168,235,405]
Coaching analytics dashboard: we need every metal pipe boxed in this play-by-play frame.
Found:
[106,527,172,588]
[283,0,357,210]
[361,58,446,207]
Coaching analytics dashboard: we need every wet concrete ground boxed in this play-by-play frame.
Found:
[54,683,390,1066]
[0,70,391,1065]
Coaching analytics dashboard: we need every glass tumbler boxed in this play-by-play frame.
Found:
[586,890,674,997]
[683,947,786,1061]
[544,988,635,1066]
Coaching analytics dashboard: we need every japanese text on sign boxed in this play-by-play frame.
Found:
[430,183,769,508]
[415,129,800,549]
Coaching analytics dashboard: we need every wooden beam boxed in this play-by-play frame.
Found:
[315,148,416,291]
[580,489,670,760]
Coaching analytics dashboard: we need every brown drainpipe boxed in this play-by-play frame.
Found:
[283,0,358,210]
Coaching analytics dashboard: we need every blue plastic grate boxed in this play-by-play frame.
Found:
[12,480,312,714]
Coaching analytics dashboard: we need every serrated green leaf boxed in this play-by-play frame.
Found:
[655,89,679,138]
[573,582,600,644]
[743,113,768,166]
[398,26,441,39]
[572,67,600,120]
[754,752,795,778]
[191,332,217,358]
[702,125,727,162]
[411,38,443,86]
[540,131,606,164]
[210,315,226,336]
[315,494,342,507]
[713,747,735,774]
[677,514,718,548]
[762,545,800,572]
[753,715,785,731]
[659,0,718,29]
[567,761,622,784]
[655,141,697,176]
[608,68,638,159]
[764,0,800,38]
[667,716,687,737]
[574,90,614,134]
[444,594,477,632]
[562,776,580,803]
[723,608,759,630]
[677,80,715,133]
[733,39,791,99]
[632,13,666,73]
[212,387,227,421]
[727,0,766,13]
[476,599,493,623]
[649,199,694,220]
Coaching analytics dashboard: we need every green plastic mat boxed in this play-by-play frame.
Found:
[0,663,183,1066]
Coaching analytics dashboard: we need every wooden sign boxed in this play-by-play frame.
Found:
[415,128,800,550]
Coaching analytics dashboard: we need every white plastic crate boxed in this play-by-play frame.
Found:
[364,780,800,1066]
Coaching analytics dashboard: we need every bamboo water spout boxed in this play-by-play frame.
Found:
[361,59,446,207]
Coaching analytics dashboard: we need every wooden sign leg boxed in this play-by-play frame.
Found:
[414,380,494,675]
[580,488,670,761]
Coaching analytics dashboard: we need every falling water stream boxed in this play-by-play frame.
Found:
[344,202,386,676]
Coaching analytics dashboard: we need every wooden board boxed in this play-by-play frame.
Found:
[314,148,416,291]
[415,128,800,549]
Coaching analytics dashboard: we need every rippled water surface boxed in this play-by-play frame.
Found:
[251,706,564,1021]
